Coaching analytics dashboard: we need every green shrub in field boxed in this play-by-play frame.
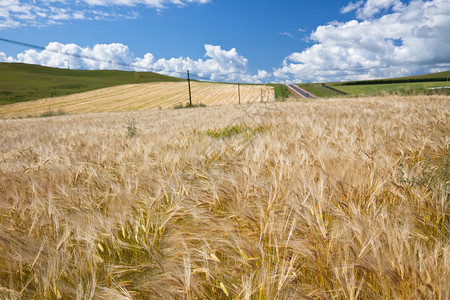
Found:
[174,103,207,109]
[267,84,291,101]
[40,109,68,118]
[126,118,137,137]
[202,122,266,139]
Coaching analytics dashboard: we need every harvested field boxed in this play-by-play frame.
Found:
[0,81,274,118]
[0,95,449,299]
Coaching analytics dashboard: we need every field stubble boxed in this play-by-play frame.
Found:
[0,81,275,118]
[0,95,449,299]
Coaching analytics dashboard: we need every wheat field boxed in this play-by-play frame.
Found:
[0,95,449,299]
[0,81,274,119]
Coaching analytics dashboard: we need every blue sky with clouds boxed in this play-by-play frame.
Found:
[1,0,449,83]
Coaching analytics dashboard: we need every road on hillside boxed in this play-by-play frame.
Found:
[287,84,316,99]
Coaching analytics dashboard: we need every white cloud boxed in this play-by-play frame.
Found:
[274,0,450,82]
[134,44,252,81]
[0,0,209,28]
[341,0,405,18]
[80,0,210,8]
[3,42,270,83]
[341,1,364,14]
[138,44,270,83]
[145,44,270,83]
[0,51,14,62]
[280,32,294,38]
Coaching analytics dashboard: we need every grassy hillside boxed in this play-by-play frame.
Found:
[0,62,184,105]
[1,95,449,299]
[402,70,450,80]
[338,70,450,85]
[297,83,346,98]
[299,71,450,98]
[332,81,450,96]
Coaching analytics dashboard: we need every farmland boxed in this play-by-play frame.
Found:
[296,83,344,98]
[1,95,449,299]
[332,81,450,96]
[0,81,274,118]
[299,70,450,98]
[0,62,183,105]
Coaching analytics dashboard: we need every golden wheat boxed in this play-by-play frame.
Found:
[0,82,274,118]
[0,95,449,299]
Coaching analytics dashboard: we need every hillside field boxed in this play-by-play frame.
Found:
[0,62,184,105]
[0,81,275,118]
[0,95,449,299]
[333,81,450,96]
[299,70,450,98]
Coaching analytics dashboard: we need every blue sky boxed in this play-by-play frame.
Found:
[1,0,449,83]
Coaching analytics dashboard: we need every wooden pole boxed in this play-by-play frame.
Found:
[187,70,192,106]
[238,83,241,105]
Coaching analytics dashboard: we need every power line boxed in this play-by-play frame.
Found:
[0,38,46,51]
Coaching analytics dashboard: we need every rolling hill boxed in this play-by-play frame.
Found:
[0,62,184,105]
[299,70,450,98]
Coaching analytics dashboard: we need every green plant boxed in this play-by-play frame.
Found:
[202,122,266,139]
[126,118,137,137]
[39,108,67,118]
[174,102,207,109]
[269,84,291,101]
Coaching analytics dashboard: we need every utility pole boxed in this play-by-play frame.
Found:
[67,58,70,70]
[187,70,192,106]
[238,83,241,105]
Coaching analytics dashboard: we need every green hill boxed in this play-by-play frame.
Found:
[299,71,450,98]
[336,70,450,86]
[0,62,184,105]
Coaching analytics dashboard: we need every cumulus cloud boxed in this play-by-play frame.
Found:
[16,42,135,69]
[274,0,450,82]
[0,51,14,62]
[135,44,251,81]
[0,0,209,28]
[2,42,270,83]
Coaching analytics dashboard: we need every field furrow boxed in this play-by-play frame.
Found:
[0,81,275,118]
